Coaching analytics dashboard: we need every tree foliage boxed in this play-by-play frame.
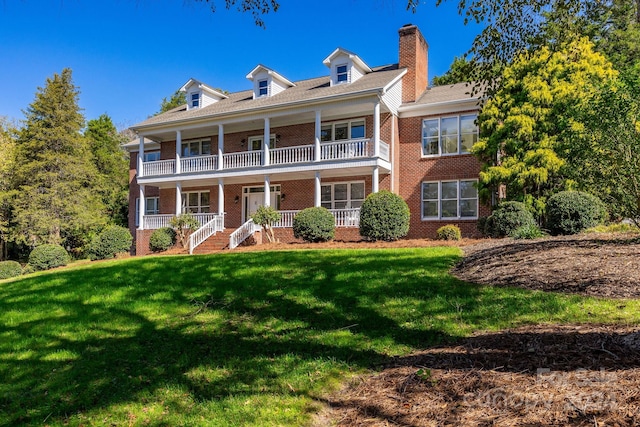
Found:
[432,56,476,86]
[251,205,280,243]
[169,214,201,248]
[472,39,617,214]
[191,0,279,27]
[0,118,17,260]
[156,90,186,115]
[11,69,108,249]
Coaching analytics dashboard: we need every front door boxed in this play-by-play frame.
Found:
[243,186,280,222]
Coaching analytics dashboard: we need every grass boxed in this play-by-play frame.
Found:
[1,247,639,426]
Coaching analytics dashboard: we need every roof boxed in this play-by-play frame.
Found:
[245,64,296,88]
[414,82,479,105]
[322,47,372,73]
[131,64,404,131]
[180,78,229,99]
[122,137,160,150]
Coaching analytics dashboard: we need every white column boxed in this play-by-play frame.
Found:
[314,110,321,162]
[218,178,225,215]
[373,100,381,158]
[138,185,145,230]
[175,130,182,175]
[264,175,271,207]
[372,166,379,193]
[263,117,270,166]
[314,171,321,207]
[217,124,224,170]
[175,182,182,216]
[138,136,144,178]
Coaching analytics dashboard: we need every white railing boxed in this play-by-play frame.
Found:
[181,155,218,174]
[272,210,299,228]
[229,219,260,249]
[142,213,222,230]
[379,141,390,161]
[142,159,175,176]
[188,214,225,254]
[330,208,360,227]
[320,138,370,161]
[223,151,262,169]
[270,145,315,165]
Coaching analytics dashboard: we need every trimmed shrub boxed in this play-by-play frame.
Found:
[169,214,201,248]
[509,224,545,240]
[0,261,22,280]
[546,191,607,235]
[436,225,462,241]
[293,207,335,243]
[28,244,70,271]
[22,264,35,275]
[485,201,536,238]
[359,190,410,241]
[87,225,133,260]
[149,227,176,252]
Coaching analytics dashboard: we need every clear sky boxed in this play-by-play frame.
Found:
[0,0,482,131]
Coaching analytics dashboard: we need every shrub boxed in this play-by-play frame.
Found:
[28,244,70,271]
[87,225,133,260]
[251,205,280,243]
[21,264,35,275]
[149,227,176,252]
[0,261,22,280]
[169,214,201,248]
[293,207,335,243]
[436,225,462,241]
[546,191,608,235]
[359,190,410,241]
[584,223,640,234]
[509,224,545,240]
[485,201,536,238]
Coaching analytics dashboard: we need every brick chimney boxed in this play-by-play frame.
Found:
[398,24,429,103]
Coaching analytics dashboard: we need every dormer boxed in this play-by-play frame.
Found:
[246,65,295,99]
[323,48,372,86]
[180,78,228,110]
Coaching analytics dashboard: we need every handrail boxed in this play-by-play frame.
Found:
[270,145,314,165]
[142,159,175,176]
[188,214,225,254]
[229,219,259,249]
[181,154,217,173]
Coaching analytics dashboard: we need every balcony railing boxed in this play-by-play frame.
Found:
[140,138,389,177]
[272,208,360,228]
[142,213,221,230]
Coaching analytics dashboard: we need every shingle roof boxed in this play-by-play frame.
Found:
[132,64,404,130]
[413,81,482,105]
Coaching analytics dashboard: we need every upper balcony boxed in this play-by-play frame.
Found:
[139,137,390,180]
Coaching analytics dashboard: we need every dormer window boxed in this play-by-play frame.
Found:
[179,78,229,111]
[190,92,200,108]
[258,79,269,97]
[336,65,348,83]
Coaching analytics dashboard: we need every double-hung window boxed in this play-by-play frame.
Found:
[421,114,478,156]
[321,181,365,209]
[143,151,160,162]
[321,119,366,142]
[191,92,200,108]
[181,139,212,157]
[258,79,268,97]
[182,191,210,214]
[422,180,478,220]
[135,197,159,226]
[336,64,348,83]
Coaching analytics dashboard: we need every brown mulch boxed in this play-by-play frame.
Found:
[316,232,640,426]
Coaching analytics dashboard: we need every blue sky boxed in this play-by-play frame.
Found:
[0,0,482,130]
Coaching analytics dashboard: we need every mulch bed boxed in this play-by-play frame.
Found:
[316,232,640,426]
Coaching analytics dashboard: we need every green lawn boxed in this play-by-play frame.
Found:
[1,247,639,426]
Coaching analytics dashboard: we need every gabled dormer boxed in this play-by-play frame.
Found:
[323,48,372,86]
[180,78,229,111]
[246,65,295,99]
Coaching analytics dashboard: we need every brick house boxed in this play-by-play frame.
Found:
[125,24,489,255]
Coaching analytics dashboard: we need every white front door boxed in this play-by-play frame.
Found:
[244,188,279,222]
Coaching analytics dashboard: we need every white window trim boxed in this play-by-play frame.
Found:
[258,79,269,97]
[143,151,161,162]
[321,118,366,142]
[135,197,159,226]
[189,91,201,109]
[181,138,212,157]
[421,114,478,158]
[421,180,479,221]
[181,191,210,214]
[248,134,276,151]
[320,181,366,210]
[335,63,349,84]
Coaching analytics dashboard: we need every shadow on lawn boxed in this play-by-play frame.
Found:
[0,248,586,425]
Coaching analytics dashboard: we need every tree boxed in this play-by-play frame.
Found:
[12,69,108,249]
[432,56,476,86]
[156,90,186,115]
[0,118,17,260]
[84,114,129,226]
[568,65,640,224]
[191,0,279,27]
[251,205,279,243]
[471,38,617,215]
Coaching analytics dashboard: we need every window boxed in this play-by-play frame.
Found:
[421,114,478,156]
[336,64,348,83]
[321,119,366,142]
[181,139,211,157]
[248,135,276,151]
[321,182,365,209]
[143,151,160,162]
[135,197,159,226]
[258,79,268,96]
[421,180,478,220]
[191,92,200,108]
[182,191,210,214]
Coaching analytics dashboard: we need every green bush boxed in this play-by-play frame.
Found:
[509,224,545,240]
[436,225,462,241]
[21,264,35,276]
[292,207,335,243]
[169,213,201,248]
[584,223,640,234]
[485,201,536,238]
[28,244,70,271]
[359,190,410,241]
[0,261,22,280]
[546,191,608,235]
[87,225,133,260]
[149,227,176,252]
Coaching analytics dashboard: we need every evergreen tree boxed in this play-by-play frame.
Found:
[12,69,108,249]
[156,90,186,115]
[84,114,129,226]
[0,118,17,260]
